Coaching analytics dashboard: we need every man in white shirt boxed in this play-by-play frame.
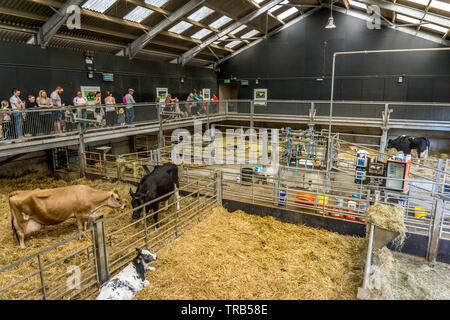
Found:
[73,90,88,131]
[9,88,24,139]
[125,89,136,125]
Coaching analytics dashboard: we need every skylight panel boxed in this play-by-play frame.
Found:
[144,0,169,7]
[407,0,450,11]
[422,22,449,33]
[430,0,450,12]
[241,29,259,39]
[225,40,242,49]
[209,16,232,29]
[254,0,265,3]
[277,7,299,20]
[405,0,431,6]
[269,0,288,13]
[348,0,367,10]
[123,6,154,23]
[191,28,213,40]
[397,14,421,25]
[188,6,214,22]
[168,21,193,34]
[82,0,118,13]
[213,35,229,44]
[230,24,247,35]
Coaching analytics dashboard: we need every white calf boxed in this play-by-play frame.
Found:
[96,249,157,300]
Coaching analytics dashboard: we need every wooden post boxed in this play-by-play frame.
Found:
[426,199,444,262]
[90,213,109,285]
[216,170,223,206]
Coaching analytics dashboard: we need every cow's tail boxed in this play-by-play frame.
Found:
[8,193,19,244]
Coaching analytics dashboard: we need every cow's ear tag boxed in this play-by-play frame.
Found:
[137,259,141,264]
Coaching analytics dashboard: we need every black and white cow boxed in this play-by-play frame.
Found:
[387,135,430,160]
[96,249,157,300]
[129,163,180,227]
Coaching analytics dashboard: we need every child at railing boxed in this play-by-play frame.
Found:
[117,107,126,126]
[1,100,11,141]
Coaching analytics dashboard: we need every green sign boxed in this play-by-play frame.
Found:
[224,79,230,84]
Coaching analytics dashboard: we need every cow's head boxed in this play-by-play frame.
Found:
[129,188,149,219]
[387,139,393,149]
[108,189,125,209]
[135,248,157,271]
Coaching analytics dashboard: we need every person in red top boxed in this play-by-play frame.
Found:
[211,93,219,114]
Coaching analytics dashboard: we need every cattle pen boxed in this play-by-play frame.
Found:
[0,144,449,299]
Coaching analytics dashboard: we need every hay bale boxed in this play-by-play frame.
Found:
[135,207,367,300]
[368,203,406,248]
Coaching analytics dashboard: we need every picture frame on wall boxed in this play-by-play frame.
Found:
[254,89,267,106]
[156,88,168,101]
[203,89,211,101]
[80,86,101,105]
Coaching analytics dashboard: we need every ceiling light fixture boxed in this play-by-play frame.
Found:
[325,1,337,29]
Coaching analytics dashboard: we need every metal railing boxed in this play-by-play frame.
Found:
[0,99,448,148]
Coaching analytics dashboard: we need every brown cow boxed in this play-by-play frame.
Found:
[9,185,126,248]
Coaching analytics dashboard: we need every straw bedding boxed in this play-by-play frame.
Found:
[136,207,367,300]
[368,248,450,300]
[0,173,187,300]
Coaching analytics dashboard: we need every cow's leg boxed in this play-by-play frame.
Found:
[152,203,160,230]
[11,212,26,249]
[77,219,85,240]
[14,217,26,249]
[164,200,169,211]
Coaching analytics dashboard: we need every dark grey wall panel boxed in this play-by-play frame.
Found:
[219,8,450,108]
[0,41,217,105]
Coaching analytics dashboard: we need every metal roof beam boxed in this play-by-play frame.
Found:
[37,0,84,47]
[330,4,450,46]
[177,0,287,66]
[358,0,450,28]
[127,0,205,59]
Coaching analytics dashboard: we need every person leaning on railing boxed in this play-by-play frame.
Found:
[9,88,25,140]
[94,91,104,128]
[50,86,64,134]
[25,94,40,136]
[124,88,136,125]
[104,91,117,127]
[37,90,54,136]
[73,90,88,131]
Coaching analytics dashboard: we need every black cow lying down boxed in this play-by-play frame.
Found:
[387,135,430,159]
[129,163,180,227]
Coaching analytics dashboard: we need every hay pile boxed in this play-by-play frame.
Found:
[136,207,367,300]
[368,249,450,300]
[368,247,395,299]
[116,158,147,178]
[368,203,407,247]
